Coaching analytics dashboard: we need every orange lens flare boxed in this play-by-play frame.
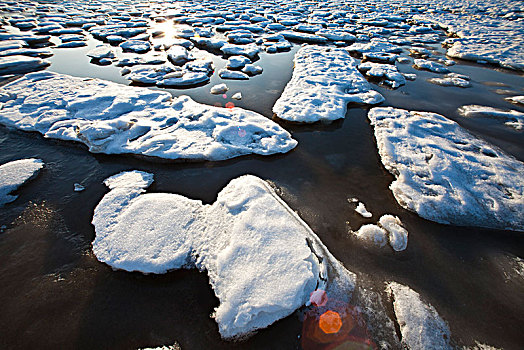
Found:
[225,102,235,109]
[319,310,342,334]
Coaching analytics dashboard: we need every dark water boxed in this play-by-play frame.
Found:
[1,23,524,350]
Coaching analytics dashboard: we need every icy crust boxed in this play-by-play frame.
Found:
[93,172,356,339]
[0,158,44,206]
[386,282,452,350]
[273,46,383,123]
[0,72,297,161]
[368,107,524,231]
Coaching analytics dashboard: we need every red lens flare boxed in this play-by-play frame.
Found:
[225,102,235,109]
[319,310,342,334]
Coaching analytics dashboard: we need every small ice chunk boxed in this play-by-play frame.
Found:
[354,224,387,247]
[167,45,192,65]
[0,158,44,206]
[241,64,263,76]
[355,202,372,218]
[74,183,85,192]
[386,282,452,349]
[413,59,450,73]
[226,55,251,69]
[505,96,524,106]
[87,45,116,59]
[428,73,471,88]
[210,83,229,95]
[358,62,406,88]
[120,40,151,54]
[219,69,249,80]
[379,215,408,252]
[232,92,242,100]
[220,43,259,58]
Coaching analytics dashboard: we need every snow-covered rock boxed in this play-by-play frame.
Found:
[368,107,524,231]
[93,171,356,339]
[386,282,452,350]
[273,46,384,123]
[0,72,297,161]
[0,159,44,206]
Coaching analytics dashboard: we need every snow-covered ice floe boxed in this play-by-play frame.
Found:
[0,72,297,161]
[368,107,524,231]
[386,282,452,349]
[458,105,524,130]
[428,73,471,88]
[273,46,384,123]
[92,171,357,339]
[0,158,44,206]
[0,55,50,75]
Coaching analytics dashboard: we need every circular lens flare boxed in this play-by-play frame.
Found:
[225,102,235,109]
[319,310,342,334]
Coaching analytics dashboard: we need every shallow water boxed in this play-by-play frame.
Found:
[1,13,524,350]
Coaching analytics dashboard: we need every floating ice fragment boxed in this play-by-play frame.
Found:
[355,202,372,218]
[0,159,44,206]
[386,282,452,350]
[210,83,229,95]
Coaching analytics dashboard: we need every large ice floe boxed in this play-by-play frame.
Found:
[273,45,384,123]
[92,171,356,339]
[386,282,452,349]
[0,158,44,206]
[368,107,524,232]
[0,72,297,161]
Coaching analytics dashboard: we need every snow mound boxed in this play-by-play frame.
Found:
[273,46,384,123]
[0,72,297,161]
[368,107,524,231]
[93,172,356,339]
[0,158,44,206]
[386,282,452,350]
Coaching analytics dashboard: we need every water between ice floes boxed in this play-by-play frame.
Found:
[1,25,523,350]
